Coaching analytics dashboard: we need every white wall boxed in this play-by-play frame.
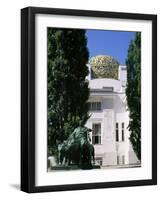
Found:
[0,0,160,199]
[119,65,127,86]
[87,94,132,166]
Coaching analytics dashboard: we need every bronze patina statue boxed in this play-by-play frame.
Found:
[59,126,95,169]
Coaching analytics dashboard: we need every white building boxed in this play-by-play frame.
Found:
[86,63,140,167]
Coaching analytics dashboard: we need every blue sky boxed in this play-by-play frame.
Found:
[86,30,135,65]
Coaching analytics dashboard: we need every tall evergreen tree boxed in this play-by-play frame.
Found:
[47,28,89,157]
[126,32,141,160]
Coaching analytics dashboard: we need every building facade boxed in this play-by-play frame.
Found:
[86,64,140,167]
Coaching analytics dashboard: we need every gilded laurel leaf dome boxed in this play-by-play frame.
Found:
[89,55,119,79]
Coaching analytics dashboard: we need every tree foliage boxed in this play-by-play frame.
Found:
[47,28,89,157]
[126,32,141,160]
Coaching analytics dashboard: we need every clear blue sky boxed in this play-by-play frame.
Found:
[86,30,135,65]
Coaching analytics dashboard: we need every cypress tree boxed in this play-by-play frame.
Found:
[47,28,89,157]
[126,32,141,160]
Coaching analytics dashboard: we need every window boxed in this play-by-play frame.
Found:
[89,102,101,111]
[122,123,125,141]
[116,123,119,142]
[116,130,119,142]
[122,130,124,141]
[121,67,126,71]
[92,123,101,144]
[122,122,124,128]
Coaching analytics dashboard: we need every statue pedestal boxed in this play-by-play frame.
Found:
[50,164,100,171]
[92,165,101,169]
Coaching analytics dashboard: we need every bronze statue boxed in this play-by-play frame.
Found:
[59,126,95,169]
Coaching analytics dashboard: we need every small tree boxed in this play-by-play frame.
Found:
[126,32,141,160]
[48,28,89,158]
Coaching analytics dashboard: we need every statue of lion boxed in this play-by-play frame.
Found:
[59,126,95,169]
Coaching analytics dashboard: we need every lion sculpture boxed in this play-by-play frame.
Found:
[59,126,95,169]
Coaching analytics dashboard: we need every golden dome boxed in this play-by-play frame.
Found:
[89,55,119,79]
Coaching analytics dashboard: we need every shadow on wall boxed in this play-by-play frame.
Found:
[9,184,20,191]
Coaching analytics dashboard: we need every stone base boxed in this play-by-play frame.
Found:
[50,164,100,171]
